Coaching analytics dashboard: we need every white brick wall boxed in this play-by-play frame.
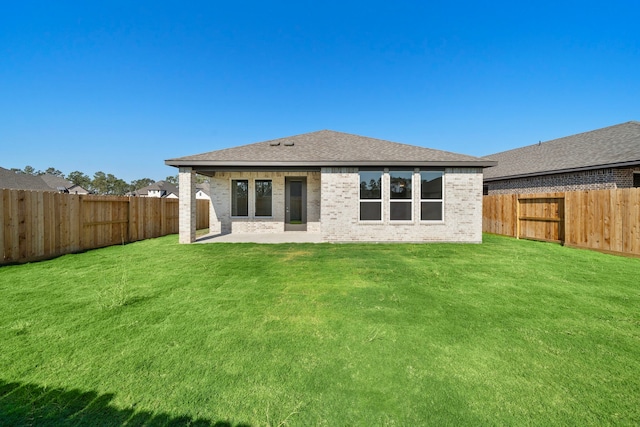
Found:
[209,171,321,234]
[178,167,196,243]
[320,167,483,243]
[205,168,483,243]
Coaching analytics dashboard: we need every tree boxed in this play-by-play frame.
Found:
[10,164,177,196]
[165,173,209,187]
[130,178,155,191]
[111,176,130,196]
[67,171,92,189]
[44,167,64,178]
[196,173,209,184]
[91,172,130,196]
[91,171,109,195]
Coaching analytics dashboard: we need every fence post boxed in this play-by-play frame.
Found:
[127,196,132,244]
[515,195,520,239]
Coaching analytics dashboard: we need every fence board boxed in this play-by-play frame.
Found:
[0,190,209,265]
[625,189,640,254]
[3,190,17,262]
[0,190,4,262]
[484,188,640,257]
[516,195,563,243]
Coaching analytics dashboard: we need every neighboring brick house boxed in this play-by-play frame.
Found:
[483,121,640,195]
[165,130,495,243]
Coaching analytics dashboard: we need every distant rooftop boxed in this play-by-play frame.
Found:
[484,121,640,181]
[0,167,57,191]
[132,180,178,197]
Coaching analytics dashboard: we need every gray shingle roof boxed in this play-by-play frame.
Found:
[39,174,91,194]
[166,130,495,168]
[132,180,178,197]
[0,167,56,191]
[484,121,640,181]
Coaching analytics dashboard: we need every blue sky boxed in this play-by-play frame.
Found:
[1,1,639,182]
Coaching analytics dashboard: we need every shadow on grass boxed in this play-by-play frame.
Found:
[0,379,250,427]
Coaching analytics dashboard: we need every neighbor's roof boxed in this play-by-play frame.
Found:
[484,121,640,181]
[0,167,57,191]
[132,180,179,196]
[40,173,73,189]
[196,182,210,196]
[165,130,496,169]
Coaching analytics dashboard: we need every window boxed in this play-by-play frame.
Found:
[359,171,382,220]
[483,184,489,196]
[255,180,272,217]
[421,171,443,221]
[389,171,412,220]
[634,173,640,188]
[231,180,248,217]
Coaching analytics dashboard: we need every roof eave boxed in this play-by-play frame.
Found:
[165,160,497,168]
[484,160,640,182]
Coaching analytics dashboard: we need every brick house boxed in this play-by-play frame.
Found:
[483,121,640,195]
[165,130,496,243]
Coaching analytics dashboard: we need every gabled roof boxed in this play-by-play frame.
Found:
[146,180,178,193]
[196,182,210,196]
[484,121,640,181]
[0,167,56,191]
[165,130,496,169]
[132,180,179,197]
[40,174,73,189]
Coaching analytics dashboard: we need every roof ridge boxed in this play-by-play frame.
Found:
[166,130,495,167]
[485,121,639,157]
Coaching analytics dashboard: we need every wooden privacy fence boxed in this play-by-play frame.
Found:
[483,188,640,257]
[1,189,210,265]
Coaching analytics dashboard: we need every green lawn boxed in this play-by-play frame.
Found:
[1,234,639,426]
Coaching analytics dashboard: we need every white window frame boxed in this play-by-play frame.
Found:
[230,179,249,218]
[254,179,273,218]
[359,171,383,222]
[389,170,413,222]
[420,170,444,222]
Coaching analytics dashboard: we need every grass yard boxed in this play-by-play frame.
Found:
[1,234,639,426]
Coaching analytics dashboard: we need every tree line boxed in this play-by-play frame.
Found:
[11,166,180,196]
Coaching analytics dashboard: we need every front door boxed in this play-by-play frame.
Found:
[285,177,307,231]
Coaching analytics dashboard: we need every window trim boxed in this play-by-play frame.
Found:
[230,179,249,218]
[230,178,274,219]
[389,170,413,222]
[359,171,383,222]
[254,179,273,217]
[420,170,444,222]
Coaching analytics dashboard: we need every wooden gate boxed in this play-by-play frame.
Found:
[517,195,565,243]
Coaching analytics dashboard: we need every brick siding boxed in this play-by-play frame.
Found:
[205,168,484,242]
[486,167,640,195]
[320,167,483,243]
[208,171,321,234]
[178,167,196,243]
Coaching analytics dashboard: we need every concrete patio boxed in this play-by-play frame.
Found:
[196,232,323,244]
